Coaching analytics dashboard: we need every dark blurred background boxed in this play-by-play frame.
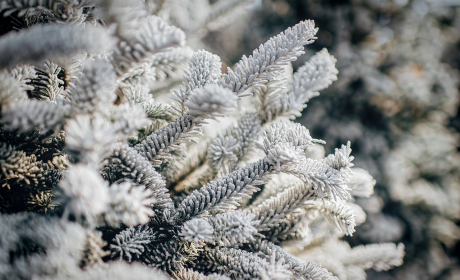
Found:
[203,1,460,279]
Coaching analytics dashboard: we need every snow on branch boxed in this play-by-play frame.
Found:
[219,20,318,96]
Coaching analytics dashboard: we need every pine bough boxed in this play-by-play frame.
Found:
[0,1,404,279]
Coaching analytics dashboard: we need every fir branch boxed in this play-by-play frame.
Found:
[208,210,259,247]
[184,85,238,118]
[112,103,151,135]
[288,48,338,111]
[0,71,29,106]
[255,121,322,154]
[113,15,186,76]
[200,247,290,280]
[81,231,108,268]
[179,218,215,243]
[207,135,239,171]
[123,84,174,122]
[145,239,199,272]
[0,24,113,70]
[111,226,155,263]
[250,174,303,207]
[249,239,338,280]
[31,61,67,101]
[65,114,119,166]
[347,168,375,198]
[169,157,273,224]
[58,164,109,225]
[218,20,318,96]
[283,158,351,201]
[151,46,194,81]
[342,243,405,272]
[226,111,262,171]
[0,0,97,23]
[269,209,311,244]
[105,181,156,227]
[304,200,356,236]
[253,67,290,124]
[135,85,237,166]
[174,268,230,280]
[2,99,69,134]
[9,65,37,92]
[133,113,197,166]
[322,142,354,181]
[0,142,43,189]
[70,58,117,114]
[107,144,172,216]
[205,0,258,31]
[170,50,222,115]
[248,179,316,234]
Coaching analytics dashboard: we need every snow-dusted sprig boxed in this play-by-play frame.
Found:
[254,49,337,123]
[169,157,273,224]
[253,67,290,124]
[250,174,304,207]
[171,121,325,224]
[111,103,151,136]
[0,0,97,23]
[105,181,156,227]
[183,50,222,90]
[267,209,311,243]
[266,142,305,171]
[31,61,67,101]
[304,200,356,236]
[110,226,155,262]
[209,210,259,247]
[202,247,289,280]
[122,84,174,122]
[248,180,316,234]
[0,71,29,106]
[98,0,149,36]
[207,136,239,171]
[171,51,223,116]
[249,239,338,280]
[113,15,186,76]
[185,85,238,119]
[2,100,69,134]
[81,231,108,268]
[283,158,351,201]
[57,52,87,89]
[106,144,172,216]
[174,268,231,280]
[256,121,322,154]
[205,0,259,31]
[218,20,318,96]
[288,48,338,110]
[134,85,237,166]
[144,238,199,272]
[58,164,109,225]
[342,243,405,272]
[229,111,262,165]
[323,142,354,181]
[347,168,376,198]
[0,143,43,189]
[0,24,113,70]
[179,218,215,243]
[208,111,262,174]
[70,58,117,114]
[150,47,194,81]
[8,65,36,92]
[65,114,119,165]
